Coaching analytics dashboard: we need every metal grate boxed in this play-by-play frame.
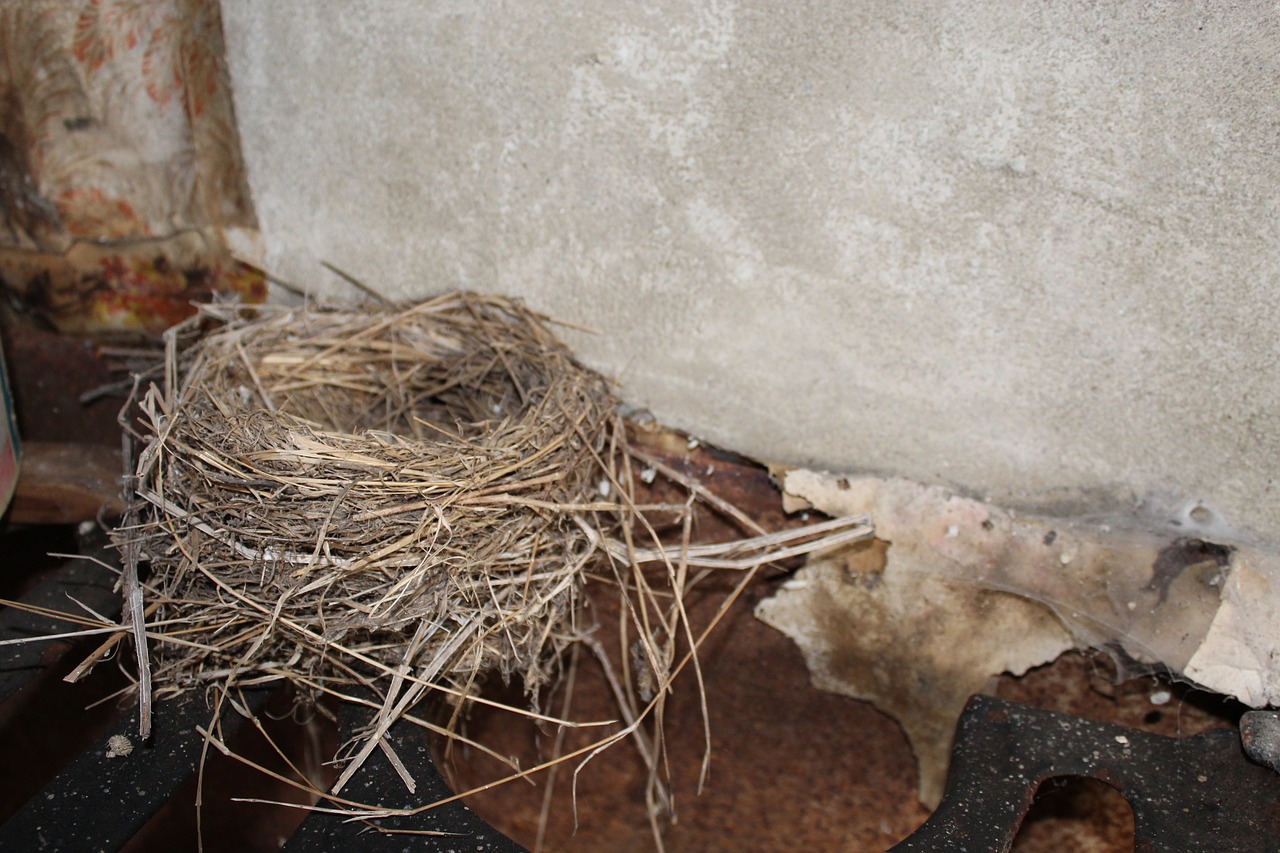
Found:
[891,694,1280,852]
[0,547,526,852]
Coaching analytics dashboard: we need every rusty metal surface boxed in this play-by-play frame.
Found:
[8,440,124,523]
[444,581,931,851]
[443,430,1244,852]
[442,432,932,851]
[891,694,1280,853]
[0,321,122,445]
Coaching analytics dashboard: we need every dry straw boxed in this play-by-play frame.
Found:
[105,291,872,835]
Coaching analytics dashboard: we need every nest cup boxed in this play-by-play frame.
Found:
[123,293,620,705]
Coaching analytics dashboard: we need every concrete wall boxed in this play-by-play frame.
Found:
[220,2,1280,546]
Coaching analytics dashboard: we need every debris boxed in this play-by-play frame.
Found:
[105,734,132,759]
[757,468,1280,806]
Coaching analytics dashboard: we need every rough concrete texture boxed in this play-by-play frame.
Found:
[220,2,1280,546]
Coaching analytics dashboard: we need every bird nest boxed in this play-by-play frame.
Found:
[120,293,617,705]
[108,290,873,825]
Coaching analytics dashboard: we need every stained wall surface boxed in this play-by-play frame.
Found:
[220,2,1280,545]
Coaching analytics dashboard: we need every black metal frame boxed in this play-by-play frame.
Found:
[891,694,1280,852]
[0,552,526,851]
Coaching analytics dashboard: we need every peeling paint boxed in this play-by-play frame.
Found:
[757,467,1280,807]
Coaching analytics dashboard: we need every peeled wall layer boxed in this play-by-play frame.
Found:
[756,467,1280,806]
[220,2,1280,546]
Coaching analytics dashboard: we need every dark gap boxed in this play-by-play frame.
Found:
[1011,776,1135,852]
[0,524,78,601]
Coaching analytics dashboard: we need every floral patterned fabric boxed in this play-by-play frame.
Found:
[0,0,263,336]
